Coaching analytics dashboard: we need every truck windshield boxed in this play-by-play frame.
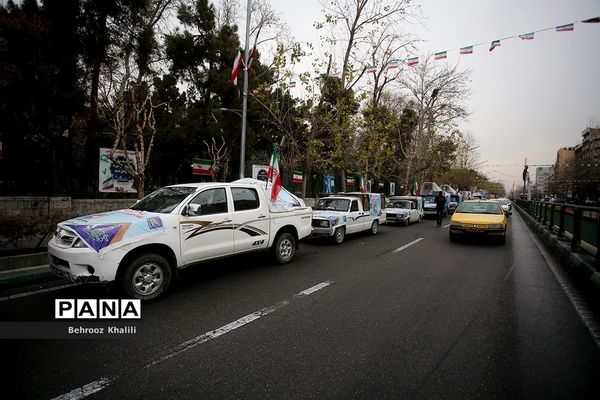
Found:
[390,201,412,209]
[131,186,197,213]
[315,198,350,212]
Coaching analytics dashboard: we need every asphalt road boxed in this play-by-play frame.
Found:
[1,212,600,399]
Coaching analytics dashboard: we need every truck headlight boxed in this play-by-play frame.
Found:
[320,220,329,228]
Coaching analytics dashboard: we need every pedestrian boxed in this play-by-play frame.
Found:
[435,190,446,227]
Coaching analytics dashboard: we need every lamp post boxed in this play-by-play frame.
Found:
[240,0,252,179]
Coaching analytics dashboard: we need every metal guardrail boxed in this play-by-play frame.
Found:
[515,199,600,267]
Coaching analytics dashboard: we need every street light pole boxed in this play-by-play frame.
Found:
[239,0,252,179]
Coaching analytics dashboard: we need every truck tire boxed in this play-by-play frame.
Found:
[122,253,172,302]
[370,220,379,235]
[272,232,296,264]
[332,227,345,244]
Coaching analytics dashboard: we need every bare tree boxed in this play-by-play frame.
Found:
[98,0,174,198]
[203,136,230,182]
[314,0,416,191]
[397,55,471,189]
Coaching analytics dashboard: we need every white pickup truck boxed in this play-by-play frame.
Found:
[311,192,386,244]
[48,179,312,301]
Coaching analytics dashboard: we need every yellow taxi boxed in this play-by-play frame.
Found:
[449,200,507,244]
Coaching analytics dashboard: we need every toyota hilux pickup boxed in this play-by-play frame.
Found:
[48,179,312,301]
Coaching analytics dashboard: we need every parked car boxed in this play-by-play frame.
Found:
[311,192,386,244]
[385,197,421,226]
[48,179,313,301]
[449,200,508,244]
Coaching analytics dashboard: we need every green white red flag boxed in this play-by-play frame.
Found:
[556,23,574,32]
[267,147,282,201]
[582,17,600,23]
[489,40,501,52]
[230,48,243,85]
[386,60,400,70]
[460,46,473,54]
[407,57,419,66]
[192,158,212,176]
[519,32,535,40]
[292,171,303,183]
[434,51,447,60]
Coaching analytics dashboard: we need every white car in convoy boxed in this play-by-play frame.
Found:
[311,193,386,244]
[385,197,422,226]
[48,179,312,301]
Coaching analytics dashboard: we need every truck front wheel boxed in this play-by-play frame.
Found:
[273,232,296,264]
[122,253,172,301]
[332,227,345,244]
[370,220,379,235]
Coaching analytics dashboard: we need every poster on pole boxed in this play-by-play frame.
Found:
[389,182,395,196]
[99,148,138,193]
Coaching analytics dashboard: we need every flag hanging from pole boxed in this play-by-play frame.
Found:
[366,66,377,74]
[489,40,501,52]
[230,48,243,85]
[267,147,282,201]
[459,46,473,55]
[556,23,574,32]
[407,57,419,66]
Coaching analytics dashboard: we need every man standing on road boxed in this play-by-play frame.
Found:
[435,191,446,227]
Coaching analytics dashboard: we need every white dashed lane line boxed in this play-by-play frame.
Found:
[392,238,424,254]
[50,280,335,399]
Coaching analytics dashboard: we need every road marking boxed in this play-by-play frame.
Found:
[0,282,82,302]
[146,300,289,368]
[147,280,334,368]
[49,377,111,400]
[392,238,424,253]
[47,280,335,398]
[294,281,333,297]
[443,224,450,228]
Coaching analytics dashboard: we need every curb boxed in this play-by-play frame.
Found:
[0,265,54,288]
[515,204,600,290]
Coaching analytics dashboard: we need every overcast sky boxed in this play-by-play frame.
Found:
[269,0,600,191]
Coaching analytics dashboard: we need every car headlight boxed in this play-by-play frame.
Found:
[319,220,329,228]
[450,222,463,228]
[72,238,88,248]
[489,224,504,229]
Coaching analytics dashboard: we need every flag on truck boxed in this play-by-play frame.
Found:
[267,147,282,201]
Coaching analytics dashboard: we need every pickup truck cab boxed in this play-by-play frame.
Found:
[311,192,386,244]
[386,196,423,225]
[48,179,312,301]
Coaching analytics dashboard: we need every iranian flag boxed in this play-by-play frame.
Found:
[434,51,447,60]
[292,171,303,183]
[556,23,574,32]
[460,46,473,54]
[267,147,282,201]
[366,65,377,74]
[582,17,600,23]
[489,40,501,52]
[407,57,419,66]
[519,32,535,40]
[230,48,243,85]
[192,158,212,176]
[386,60,400,70]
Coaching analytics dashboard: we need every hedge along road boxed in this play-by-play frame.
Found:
[1,213,599,399]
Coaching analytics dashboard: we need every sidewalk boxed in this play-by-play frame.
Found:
[0,252,53,287]
[515,204,600,290]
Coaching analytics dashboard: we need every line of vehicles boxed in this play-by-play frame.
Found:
[47,180,512,301]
